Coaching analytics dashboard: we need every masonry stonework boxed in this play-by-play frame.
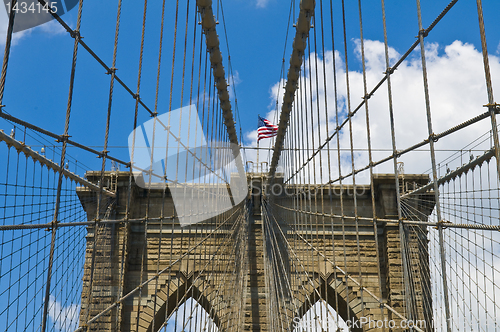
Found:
[77,172,434,331]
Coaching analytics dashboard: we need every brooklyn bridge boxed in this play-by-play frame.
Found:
[0,0,499,331]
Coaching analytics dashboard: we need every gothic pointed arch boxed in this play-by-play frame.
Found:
[146,279,222,332]
[293,281,362,332]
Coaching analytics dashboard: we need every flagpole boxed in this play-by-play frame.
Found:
[256,114,260,173]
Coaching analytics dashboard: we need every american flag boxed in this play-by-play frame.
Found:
[257,116,278,142]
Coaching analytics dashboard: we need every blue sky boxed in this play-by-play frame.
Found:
[1,1,500,331]
[1,0,500,175]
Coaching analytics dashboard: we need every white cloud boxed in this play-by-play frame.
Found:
[0,6,29,45]
[0,6,67,46]
[254,38,500,331]
[227,69,242,87]
[250,40,500,184]
[255,0,271,9]
[48,295,80,332]
[38,18,66,35]
[227,70,242,99]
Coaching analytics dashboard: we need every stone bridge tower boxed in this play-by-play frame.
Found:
[77,172,434,331]
[266,174,435,331]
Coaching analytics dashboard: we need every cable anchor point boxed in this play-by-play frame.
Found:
[70,29,81,40]
[429,133,438,142]
[56,134,71,143]
[384,67,395,75]
[417,29,428,38]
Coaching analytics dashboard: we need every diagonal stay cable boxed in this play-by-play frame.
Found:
[262,201,332,327]
[0,130,115,197]
[74,204,243,331]
[1,107,228,188]
[268,199,426,332]
[272,0,460,183]
[262,201,340,328]
[0,111,130,166]
[285,109,498,198]
[401,148,495,198]
[35,0,154,118]
[153,212,241,330]
[163,213,244,331]
[28,0,238,186]
[269,0,315,180]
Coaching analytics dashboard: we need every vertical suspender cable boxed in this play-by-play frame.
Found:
[380,0,403,328]
[415,1,451,331]
[357,0,387,327]
[41,1,84,330]
[85,0,122,327]
[475,0,500,181]
[0,0,17,108]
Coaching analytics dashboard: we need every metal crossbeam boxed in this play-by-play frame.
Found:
[0,129,115,197]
